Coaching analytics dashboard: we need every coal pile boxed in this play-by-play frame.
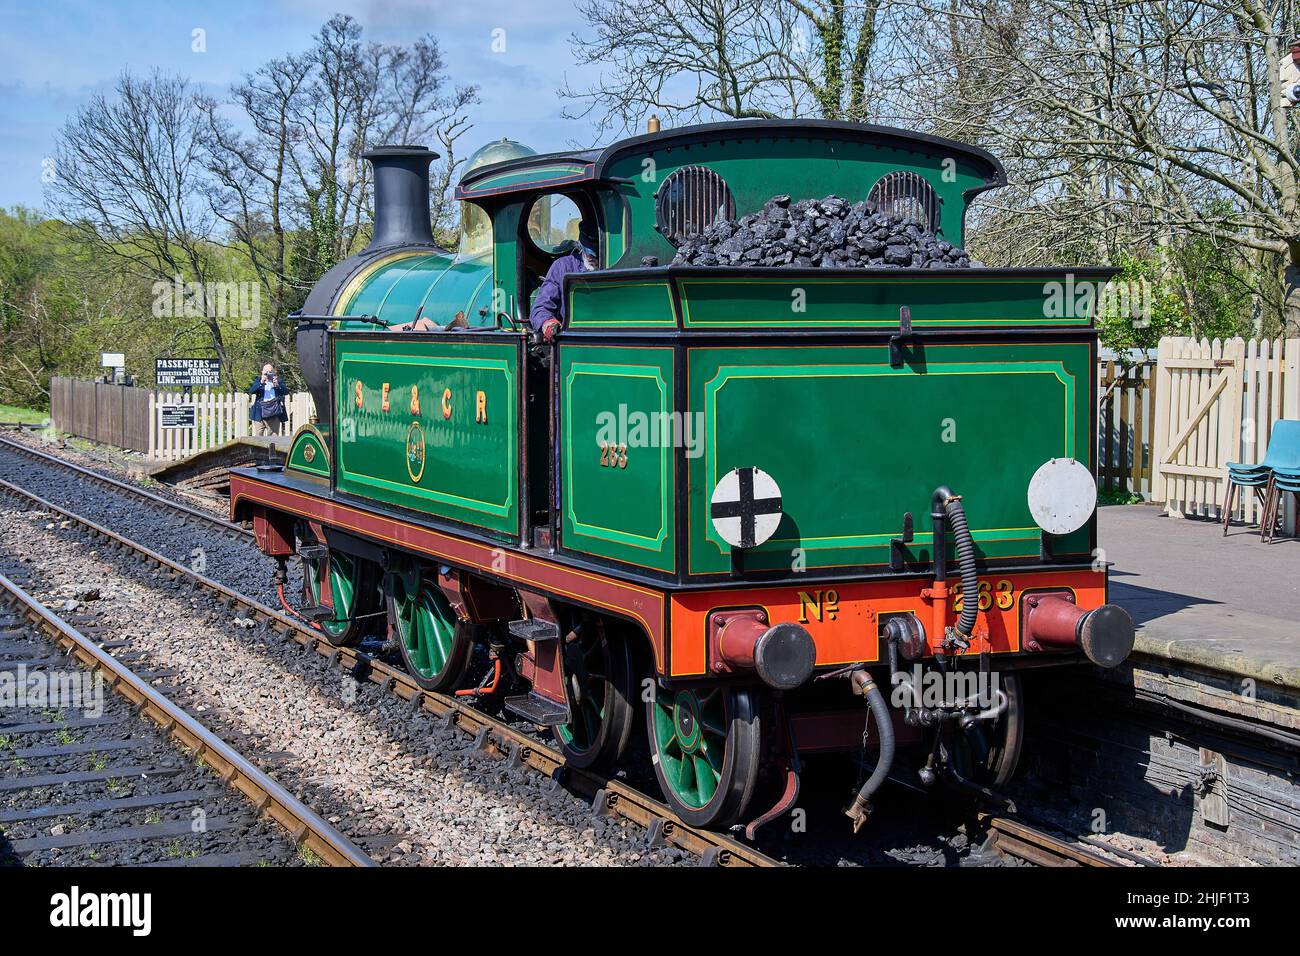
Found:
[669,194,976,269]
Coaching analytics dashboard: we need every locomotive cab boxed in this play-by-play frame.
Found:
[235,119,1135,834]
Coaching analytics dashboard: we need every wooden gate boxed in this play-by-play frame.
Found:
[1152,337,1300,521]
[1152,338,1245,517]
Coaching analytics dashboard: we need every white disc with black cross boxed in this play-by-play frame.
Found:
[710,466,783,549]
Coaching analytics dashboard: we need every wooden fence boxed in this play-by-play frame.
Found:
[49,378,153,453]
[1094,337,1299,524]
[1098,358,1156,497]
[50,377,315,461]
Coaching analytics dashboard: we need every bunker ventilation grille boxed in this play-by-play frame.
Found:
[867,171,941,231]
[655,165,736,246]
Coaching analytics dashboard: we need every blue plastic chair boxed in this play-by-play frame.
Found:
[1227,420,1300,540]
[1263,469,1300,543]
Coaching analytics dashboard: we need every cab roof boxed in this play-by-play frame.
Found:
[454,119,1006,202]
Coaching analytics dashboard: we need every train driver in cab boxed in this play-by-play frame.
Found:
[529,220,599,342]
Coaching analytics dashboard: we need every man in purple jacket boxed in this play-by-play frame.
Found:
[529,220,599,341]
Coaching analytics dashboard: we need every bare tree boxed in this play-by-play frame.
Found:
[898,0,1300,333]
[46,71,237,379]
[563,0,886,134]
[198,15,478,371]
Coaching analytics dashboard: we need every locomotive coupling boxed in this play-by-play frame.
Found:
[713,612,817,690]
[1022,594,1135,668]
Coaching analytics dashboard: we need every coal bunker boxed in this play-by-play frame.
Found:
[666,195,978,270]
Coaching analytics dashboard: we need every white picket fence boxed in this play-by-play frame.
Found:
[148,389,316,461]
[1152,337,1300,523]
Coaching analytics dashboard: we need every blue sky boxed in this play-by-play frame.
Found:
[0,0,607,210]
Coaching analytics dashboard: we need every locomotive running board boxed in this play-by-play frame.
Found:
[229,468,670,673]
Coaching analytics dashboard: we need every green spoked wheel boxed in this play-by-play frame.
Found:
[303,548,377,647]
[647,682,762,828]
[555,620,634,771]
[387,571,472,691]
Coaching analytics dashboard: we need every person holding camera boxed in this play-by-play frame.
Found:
[249,363,289,436]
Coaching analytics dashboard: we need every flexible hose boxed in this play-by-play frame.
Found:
[278,583,322,631]
[455,658,501,698]
[943,495,979,638]
[845,672,897,831]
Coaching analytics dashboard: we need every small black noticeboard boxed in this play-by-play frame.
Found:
[156,357,221,388]
[160,404,197,429]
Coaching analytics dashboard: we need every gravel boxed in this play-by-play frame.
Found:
[669,195,976,270]
[0,508,689,866]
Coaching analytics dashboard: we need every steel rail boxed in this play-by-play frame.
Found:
[0,568,374,868]
[978,813,1124,867]
[0,434,250,540]
[0,478,779,868]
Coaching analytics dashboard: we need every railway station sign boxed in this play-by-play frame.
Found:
[159,404,197,429]
[101,352,125,369]
[156,357,221,388]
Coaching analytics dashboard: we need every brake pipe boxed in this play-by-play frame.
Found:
[277,583,322,631]
[455,658,502,698]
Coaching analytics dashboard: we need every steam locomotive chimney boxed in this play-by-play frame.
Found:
[363,145,439,250]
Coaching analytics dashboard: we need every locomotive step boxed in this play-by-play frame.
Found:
[297,545,328,562]
[298,603,336,622]
[507,619,560,642]
[503,692,571,727]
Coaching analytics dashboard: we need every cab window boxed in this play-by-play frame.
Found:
[527,193,585,253]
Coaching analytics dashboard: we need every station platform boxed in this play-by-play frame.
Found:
[1007,505,1300,865]
[1101,503,1299,709]
[139,436,290,495]
[1099,503,1300,734]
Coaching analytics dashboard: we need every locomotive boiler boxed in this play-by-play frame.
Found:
[231,119,1135,833]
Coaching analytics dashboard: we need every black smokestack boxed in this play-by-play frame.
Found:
[364,145,439,250]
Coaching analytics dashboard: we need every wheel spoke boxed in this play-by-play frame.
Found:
[699,717,727,737]
[692,754,719,803]
[677,747,698,798]
[412,611,431,673]
[696,733,723,773]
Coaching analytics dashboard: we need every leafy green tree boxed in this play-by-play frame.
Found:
[1097,251,1253,355]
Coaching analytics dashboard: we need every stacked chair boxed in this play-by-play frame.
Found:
[1222,419,1300,541]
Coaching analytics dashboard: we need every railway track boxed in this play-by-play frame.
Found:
[979,813,1125,867]
[0,434,249,543]
[0,477,777,867]
[0,567,373,867]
